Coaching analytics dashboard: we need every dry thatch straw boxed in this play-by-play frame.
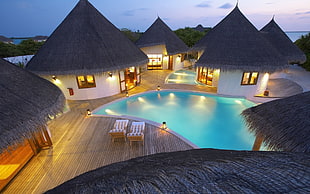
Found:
[242,91,310,152]
[0,58,65,152]
[135,17,189,55]
[46,149,310,193]
[192,6,287,72]
[260,18,306,64]
[26,0,148,75]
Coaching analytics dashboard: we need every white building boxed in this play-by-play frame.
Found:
[26,0,147,100]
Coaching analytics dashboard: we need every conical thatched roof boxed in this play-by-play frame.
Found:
[26,0,148,75]
[0,58,65,152]
[46,149,310,193]
[260,18,307,64]
[242,91,310,152]
[135,17,189,55]
[193,6,287,72]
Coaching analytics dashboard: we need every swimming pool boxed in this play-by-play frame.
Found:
[93,90,257,150]
[166,69,203,85]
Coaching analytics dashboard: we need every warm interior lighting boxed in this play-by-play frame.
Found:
[162,122,167,130]
[86,109,91,116]
[157,85,161,91]
[108,72,113,77]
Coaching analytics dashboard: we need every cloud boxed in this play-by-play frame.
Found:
[122,8,149,16]
[196,1,211,8]
[296,11,310,15]
[218,3,233,9]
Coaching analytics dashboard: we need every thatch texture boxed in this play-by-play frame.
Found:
[260,18,307,64]
[242,91,310,152]
[26,0,148,75]
[135,17,189,55]
[46,149,310,193]
[192,6,287,72]
[0,58,65,152]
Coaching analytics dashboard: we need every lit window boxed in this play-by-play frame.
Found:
[241,72,259,85]
[77,75,96,89]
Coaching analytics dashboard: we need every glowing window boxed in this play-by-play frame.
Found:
[241,72,259,85]
[77,75,96,89]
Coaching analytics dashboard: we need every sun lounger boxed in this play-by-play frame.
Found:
[127,122,145,146]
[108,120,129,142]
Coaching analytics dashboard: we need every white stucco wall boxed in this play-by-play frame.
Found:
[217,70,269,98]
[42,72,121,100]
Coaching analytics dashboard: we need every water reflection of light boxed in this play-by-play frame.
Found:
[235,100,242,105]
[105,109,116,114]
[169,93,175,97]
[138,97,145,103]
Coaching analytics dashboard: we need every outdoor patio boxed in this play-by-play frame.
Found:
[3,67,309,193]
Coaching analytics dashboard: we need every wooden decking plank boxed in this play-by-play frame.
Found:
[3,70,197,193]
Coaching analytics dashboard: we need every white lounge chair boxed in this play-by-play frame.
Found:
[108,120,129,142]
[127,122,145,146]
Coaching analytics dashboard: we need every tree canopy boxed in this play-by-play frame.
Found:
[0,39,44,58]
[174,27,208,47]
[295,33,310,71]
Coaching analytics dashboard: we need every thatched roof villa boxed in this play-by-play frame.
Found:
[192,6,287,98]
[242,91,310,152]
[260,18,307,64]
[26,0,148,100]
[136,17,189,70]
[0,58,64,191]
[46,149,310,193]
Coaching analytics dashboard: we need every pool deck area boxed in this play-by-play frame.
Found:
[3,67,310,193]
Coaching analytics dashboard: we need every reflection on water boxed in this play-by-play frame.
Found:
[94,91,257,150]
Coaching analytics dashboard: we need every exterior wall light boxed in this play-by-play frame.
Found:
[126,91,129,97]
[52,75,57,81]
[108,72,113,77]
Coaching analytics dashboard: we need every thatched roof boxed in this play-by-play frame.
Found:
[26,0,148,75]
[192,6,287,72]
[0,58,65,152]
[260,18,307,64]
[242,91,310,152]
[46,149,310,193]
[135,17,189,55]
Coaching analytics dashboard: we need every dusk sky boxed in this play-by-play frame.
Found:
[1,0,309,37]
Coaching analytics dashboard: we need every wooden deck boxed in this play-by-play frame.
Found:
[3,70,209,193]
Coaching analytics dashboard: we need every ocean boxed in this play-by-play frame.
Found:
[286,31,309,42]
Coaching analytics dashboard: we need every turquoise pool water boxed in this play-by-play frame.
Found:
[166,69,203,85]
[94,90,257,150]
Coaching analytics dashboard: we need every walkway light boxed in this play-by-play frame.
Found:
[86,109,91,116]
[126,91,129,97]
[162,122,167,130]
[157,85,161,91]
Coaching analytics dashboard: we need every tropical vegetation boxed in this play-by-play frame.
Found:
[295,33,310,71]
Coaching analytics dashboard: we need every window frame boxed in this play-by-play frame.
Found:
[241,72,259,85]
[76,75,96,89]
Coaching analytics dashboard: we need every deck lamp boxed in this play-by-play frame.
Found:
[157,85,161,91]
[162,122,167,130]
[52,75,57,81]
[126,91,129,97]
[86,109,91,116]
[108,72,113,77]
